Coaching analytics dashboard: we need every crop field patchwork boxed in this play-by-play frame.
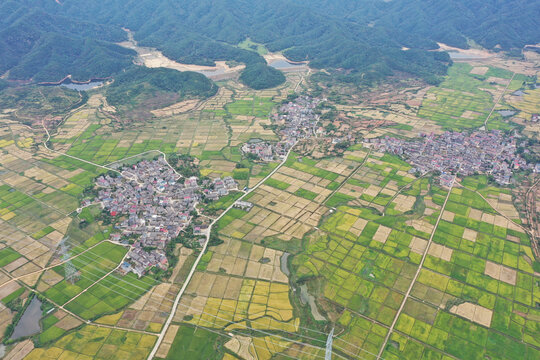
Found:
[0,54,537,360]
[382,180,538,360]
[418,63,517,131]
[43,242,128,305]
[25,325,157,360]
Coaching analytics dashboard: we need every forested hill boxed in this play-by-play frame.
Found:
[0,1,133,82]
[294,0,540,51]
[105,67,218,108]
[1,0,538,87]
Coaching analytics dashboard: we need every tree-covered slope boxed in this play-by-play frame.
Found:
[0,1,132,82]
[239,63,286,90]
[105,67,218,108]
[1,0,538,87]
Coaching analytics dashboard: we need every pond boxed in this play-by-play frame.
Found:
[447,52,480,60]
[10,297,42,340]
[268,59,306,70]
[299,284,326,321]
[497,110,516,117]
[42,79,103,91]
[280,252,290,276]
[59,80,103,91]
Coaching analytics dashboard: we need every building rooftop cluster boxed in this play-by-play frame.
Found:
[241,141,274,161]
[271,96,322,158]
[240,97,323,161]
[95,158,237,276]
[368,130,531,185]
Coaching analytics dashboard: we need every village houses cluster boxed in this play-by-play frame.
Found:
[368,130,531,185]
[242,96,322,161]
[94,158,237,276]
[277,96,322,149]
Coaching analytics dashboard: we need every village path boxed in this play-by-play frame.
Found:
[381,172,431,216]
[106,149,182,177]
[376,177,455,359]
[294,69,311,92]
[147,141,298,360]
[524,176,540,257]
[61,248,130,308]
[41,119,121,175]
[483,72,515,128]
[324,148,372,207]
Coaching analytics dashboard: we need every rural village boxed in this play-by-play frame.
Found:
[368,130,534,185]
[92,158,238,276]
[242,96,322,160]
[90,96,325,277]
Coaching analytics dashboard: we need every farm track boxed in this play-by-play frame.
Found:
[524,177,540,258]
[324,148,372,206]
[376,177,454,359]
[483,72,515,128]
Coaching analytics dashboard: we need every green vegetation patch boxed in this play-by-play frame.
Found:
[294,188,318,201]
[164,324,224,360]
[264,178,291,190]
[326,193,355,207]
[31,226,55,240]
[65,272,156,320]
[239,63,285,90]
[106,67,218,107]
[0,247,22,267]
[205,192,243,212]
[1,287,24,304]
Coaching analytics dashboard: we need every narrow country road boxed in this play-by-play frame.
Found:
[147,142,297,359]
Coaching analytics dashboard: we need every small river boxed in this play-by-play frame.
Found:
[10,297,42,340]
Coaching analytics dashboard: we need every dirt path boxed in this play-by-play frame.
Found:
[62,248,130,308]
[42,119,121,175]
[324,148,372,206]
[381,172,430,216]
[294,69,311,92]
[484,72,515,128]
[377,177,455,359]
[524,177,539,258]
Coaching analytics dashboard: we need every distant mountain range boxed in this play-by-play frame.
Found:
[1,0,538,87]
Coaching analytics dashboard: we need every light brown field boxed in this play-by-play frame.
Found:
[225,335,256,360]
[373,225,392,244]
[484,261,517,285]
[428,243,453,261]
[450,302,493,327]
[409,237,428,255]
[151,99,202,117]
[470,67,489,75]
[4,339,34,360]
